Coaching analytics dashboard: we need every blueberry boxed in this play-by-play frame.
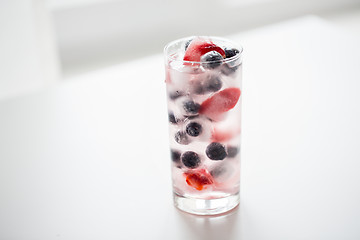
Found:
[186,122,202,137]
[168,112,177,124]
[181,151,201,168]
[170,90,183,100]
[193,75,222,95]
[171,150,181,163]
[184,39,193,50]
[210,165,226,178]
[206,142,227,160]
[175,131,190,145]
[227,146,239,158]
[221,64,239,76]
[224,48,239,58]
[204,75,222,92]
[201,51,223,69]
[193,81,206,95]
[183,100,200,114]
[184,115,198,120]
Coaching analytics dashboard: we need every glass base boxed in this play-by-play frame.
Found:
[173,192,240,216]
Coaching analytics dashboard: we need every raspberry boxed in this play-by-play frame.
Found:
[185,169,213,190]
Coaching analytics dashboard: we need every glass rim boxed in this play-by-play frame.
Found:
[164,36,243,65]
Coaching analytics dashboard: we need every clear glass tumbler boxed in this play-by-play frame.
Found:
[164,36,243,215]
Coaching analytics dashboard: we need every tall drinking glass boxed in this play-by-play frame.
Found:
[164,36,243,215]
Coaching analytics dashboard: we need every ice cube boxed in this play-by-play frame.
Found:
[210,162,235,183]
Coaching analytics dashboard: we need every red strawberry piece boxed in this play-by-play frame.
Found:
[211,128,234,142]
[199,88,241,120]
[183,38,226,63]
[211,127,241,142]
[184,169,213,191]
[165,67,171,83]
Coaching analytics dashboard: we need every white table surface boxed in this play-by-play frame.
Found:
[1,16,360,240]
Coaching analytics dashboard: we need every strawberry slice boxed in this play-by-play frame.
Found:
[184,169,213,191]
[211,128,234,142]
[165,66,171,83]
[211,127,241,142]
[199,88,241,120]
[183,38,226,63]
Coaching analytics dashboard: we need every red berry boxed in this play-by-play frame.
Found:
[199,88,241,120]
[211,127,241,142]
[165,69,171,83]
[211,128,234,142]
[183,38,226,63]
[184,169,213,191]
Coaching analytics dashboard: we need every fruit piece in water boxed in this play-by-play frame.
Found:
[206,142,227,160]
[184,169,213,190]
[201,51,224,69]
[181,151,201,169]
[192,75,222,95]
[184,38,193,50]
[186,122,202,137]
[175,131,190,145]
[211,127,240,142]
[209,163,235,183]
[183,100,200,115]
[168,112,178,124]
[227,146,239,158]
[171,150,181,163]
[199,88,241,120]
[221,64,239,76]
[169,90,184,100]
[165,66,171,83]
[183,37,226,63]
[205,75,222,92]
[224,48,240,58]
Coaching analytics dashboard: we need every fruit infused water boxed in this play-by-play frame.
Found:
[164,36,242,215]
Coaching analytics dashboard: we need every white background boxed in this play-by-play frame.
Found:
[1,0,360,239]
[50,0,360,75]
[0,0,360,99]
[1,15,360,239]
